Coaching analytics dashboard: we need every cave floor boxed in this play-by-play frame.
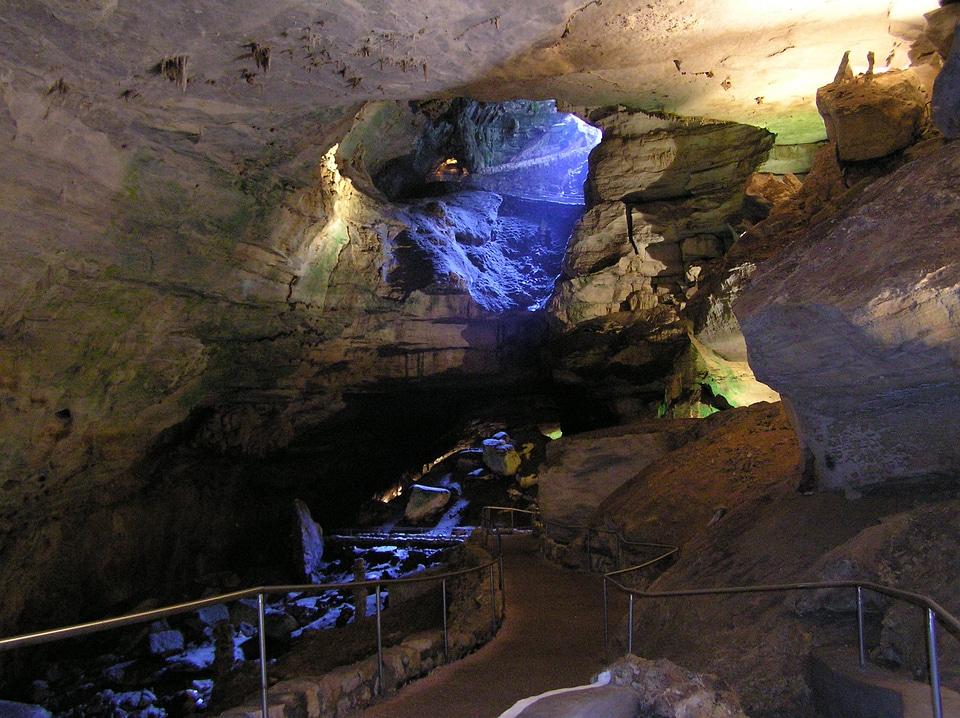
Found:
[356,532,625,718]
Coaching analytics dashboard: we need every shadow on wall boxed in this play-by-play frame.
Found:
[738,300,960,492]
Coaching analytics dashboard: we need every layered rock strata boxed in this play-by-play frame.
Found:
[544,109,778,420]
[735,141,960,491]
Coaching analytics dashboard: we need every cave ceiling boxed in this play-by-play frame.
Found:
[0,0,935,165]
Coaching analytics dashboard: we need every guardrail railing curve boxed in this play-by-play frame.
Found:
[480,505,960,718]
[604,575,960,718]
[480,505,679,572]
[0,536,505,718]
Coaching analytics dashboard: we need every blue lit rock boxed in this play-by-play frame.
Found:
[294,498,325,580]
[404,485,452,523]
[148,628,185,657]
[0,702,52,718]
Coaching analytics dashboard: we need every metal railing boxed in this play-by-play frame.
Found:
[0,542,504,718]
[481,506,540,532]
[481,506,678,574]
[486,504,960,718]
[603,567,960,718]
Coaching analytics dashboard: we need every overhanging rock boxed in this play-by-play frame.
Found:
[734,142,960,492]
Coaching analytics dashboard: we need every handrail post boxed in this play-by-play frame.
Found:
[628,593,634,655]
[586,528,592,571]
[497,550,507,596]
[927,607,944,718]
[375,582,384,695]
[257,593,269,718]
[857,586,866,668]
[603,577,609,654]
[499,553,506,618]
[441,578,449,663]
[490,564,498,636]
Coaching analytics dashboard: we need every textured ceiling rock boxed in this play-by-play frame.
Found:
[734,141,960,491]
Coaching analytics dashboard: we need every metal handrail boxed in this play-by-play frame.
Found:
[510,505,960,718]
[0,542,505,718]
[481,506,679,568]
[603,572,960,718]
[481,506,540,531]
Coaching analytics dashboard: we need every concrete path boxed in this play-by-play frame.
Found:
[356,533,625,718]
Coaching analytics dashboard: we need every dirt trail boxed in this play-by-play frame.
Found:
[356,533,626,718]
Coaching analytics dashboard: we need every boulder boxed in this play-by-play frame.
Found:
[586,114,774,204]
[403,485,452,523]
[0,702,52,718]
[148,629,184,657]
[549,110,773,331]
[481,433,522,476]
[789,501,960,678]
[602,655,748,718]
[195,604,230,628]
[742,172,804,223]
[293,498,324,580]
[538,421,698,527]
[816,67,927,161]
[734,141,960,491]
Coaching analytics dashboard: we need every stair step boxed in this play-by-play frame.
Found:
[808,647,960,718]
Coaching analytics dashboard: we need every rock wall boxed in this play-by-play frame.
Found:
[0,97,548,636]
[548,110,774,328]
[538,419,703,529]
[542,108,778,422]
[735,141,960,491]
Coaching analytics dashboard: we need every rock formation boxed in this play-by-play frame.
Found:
[543,109,779,422]
[735,141,960,492]
[538,419,702,528]
[0,0,956,667]
[817,66,927,161]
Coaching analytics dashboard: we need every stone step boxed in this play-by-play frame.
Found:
[808,646,960,718]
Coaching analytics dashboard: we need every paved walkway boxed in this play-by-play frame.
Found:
[356,533,625,718]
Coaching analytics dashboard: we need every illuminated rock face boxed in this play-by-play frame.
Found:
[735,142,960,491]
[549,111,773,328]
[817,68,927,161]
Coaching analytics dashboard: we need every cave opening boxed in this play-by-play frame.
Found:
[375,98,602,312]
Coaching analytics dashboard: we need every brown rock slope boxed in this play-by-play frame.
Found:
[592,402,960,717]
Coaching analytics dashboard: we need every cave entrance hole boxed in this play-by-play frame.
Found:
[375,99,602,312]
